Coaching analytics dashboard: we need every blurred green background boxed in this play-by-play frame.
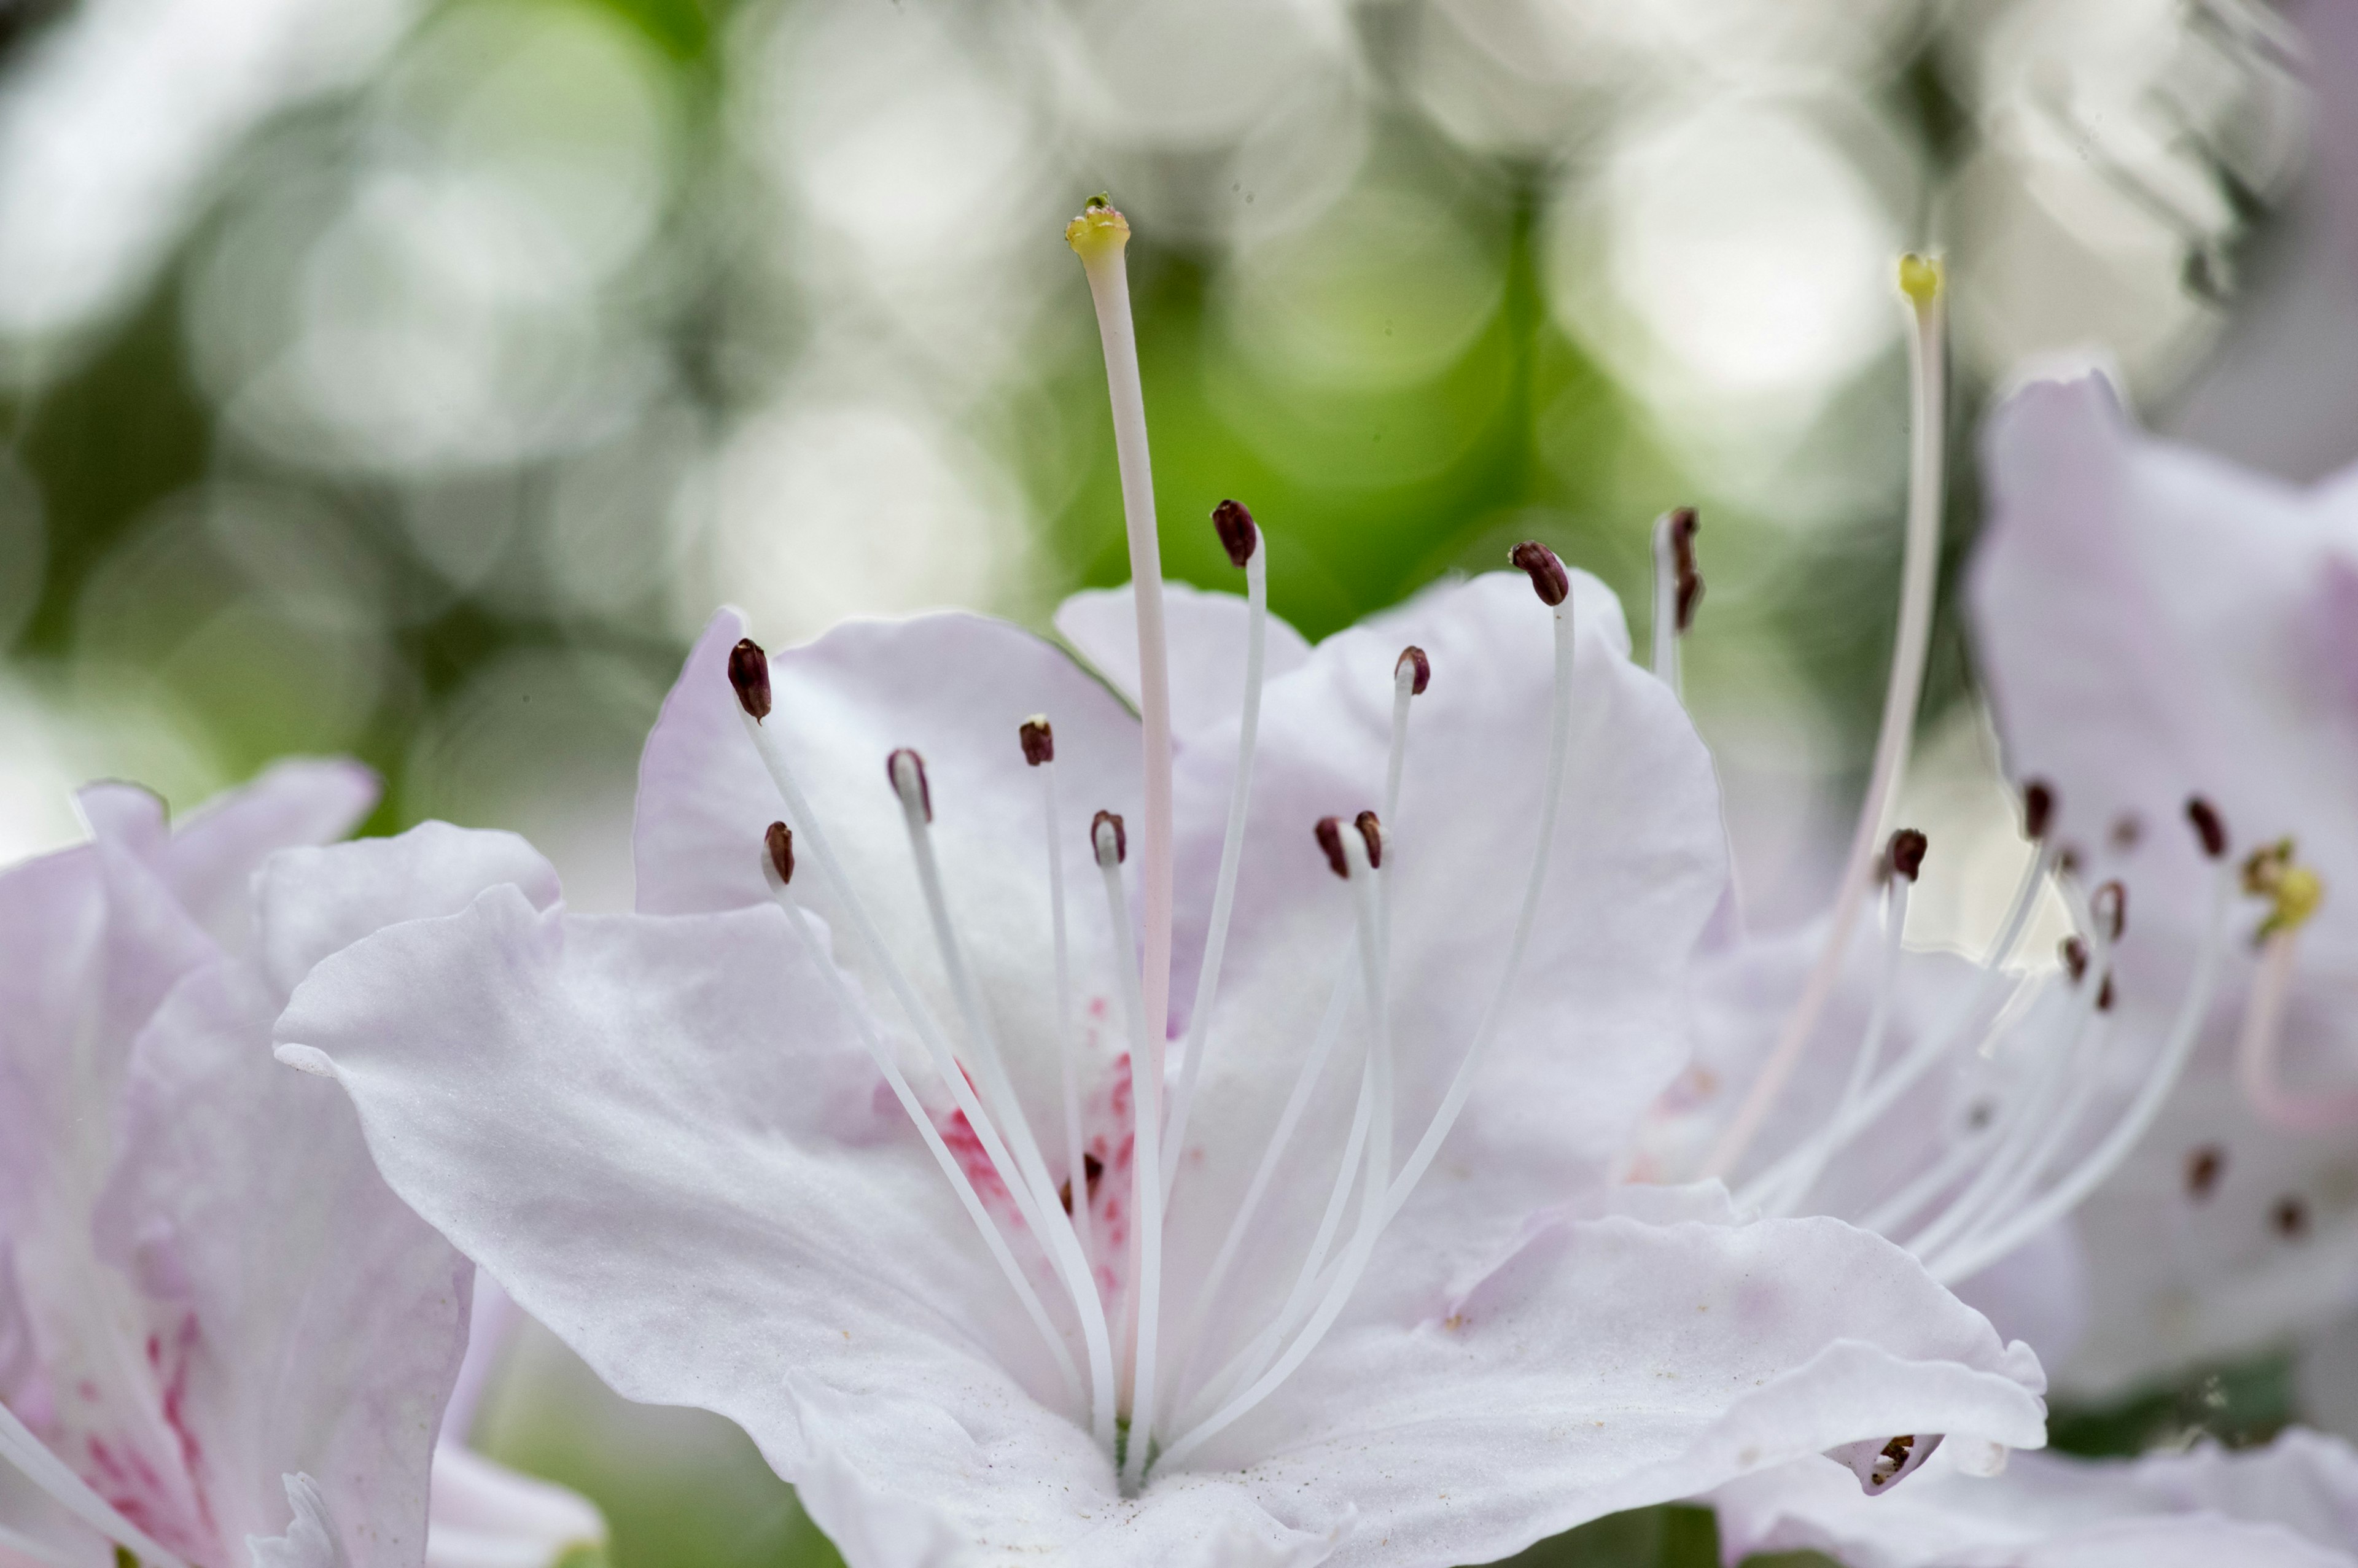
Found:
[0,0,2324,1562]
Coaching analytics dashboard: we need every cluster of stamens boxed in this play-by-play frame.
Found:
[728,487,1580,1489]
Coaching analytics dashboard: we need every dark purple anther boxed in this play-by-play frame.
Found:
[1510,541,1570,607]
[1315,817,1348,880]
[1354,810,1383,869]
[1212,499,1259,568]
[2023,781,2053,842]
[2061,936,2089,983]
[2187,796,2228,859]
[729,638,771,721]
[1396,646,1430,696]
[1668,507,1703,632]
[1092,810,1126,865]
[1887,829,1928,883]
[887,748,932,823]
[765,821,795,887]
[1020,716,1054,767]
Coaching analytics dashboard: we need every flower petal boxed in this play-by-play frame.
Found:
[631,607,1146,1144]
[1713,1426,2358,1568]
[275,891,1123,1554]
[1160,570,1728,1330]
[1053,583,1313,741]
[422,1446,604,1568]
[1210,1195,2046,1567]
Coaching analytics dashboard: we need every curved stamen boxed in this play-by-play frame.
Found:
[1069,197,1176,1076]
[760,828,1084,1406]
[1755,831,1920,1217]
[1703,257,1947,1181]
[1096,813,1164,1494]
[1162,502,1269,1200]
[1929,801,2241,1284]
[731,676,1116,1446]
[1901,877,2112,1263]
[1022,719,1093,1267]
[1380,553,1578,1222]
[1649,506,1701,699]
[1158,817,1393,1475]
[2236,927,2358,1130]
[886,749,1121,1443]
[1738,807,2056,1203]
[1386,646,1428,825]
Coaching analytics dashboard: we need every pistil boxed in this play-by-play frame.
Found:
[2233,844,2348,1130]
[1705,255,1947,1181]
[1069,196,1177,1070]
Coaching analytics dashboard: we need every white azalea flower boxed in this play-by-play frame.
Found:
[273,201,2044,1565]
[1967,371,2358,1397]
[0,763,604,1568]
[1628,260,2225,1384]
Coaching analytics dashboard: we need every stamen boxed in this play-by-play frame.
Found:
[729,652,1117,1446]
[728,638,771,721]
[1377,555,1578,1222]
[2024,780,2054,842]
[1904,877,2112,1266]
[758,826,1084,1407]
[1753,831,1920,1217]
[1510,540,1570,605]
[1022,718,1093,1265]
[1702,255,1947,1182]
[1162,501,1271,1200]
[1095,812,1165,1494]
[1928,799,2241,1283]
[1069,196,1176,1084]
[1386,647,1428,825]
[1158,818,1395,1475]
[1648,506,1702,696]
[1738,825,2057,1205]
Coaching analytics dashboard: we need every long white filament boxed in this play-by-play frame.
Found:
[1099,821,1165,1494]
[1703,265,1946,1181]
[2235,929,2358,1131]
[1761,872,1911,1217]
[1381,600,1577,1222]
[1168,945,1357,1407]
[765,875,1083,1405]
[1738,839,2053,1206]
[888,758,1120,1447]
[739,714,1117,1448]
[1902,901,2111,1263]
[0,1398,189,1568]
[1072,208,1176,1074]
[1930,858,2238,1284]
[1038,753,1092,1267]
[1159,831,1393,1474]
[1163,542,1270,1197]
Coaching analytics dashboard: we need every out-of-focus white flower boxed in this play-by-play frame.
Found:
[0,763,604,1568]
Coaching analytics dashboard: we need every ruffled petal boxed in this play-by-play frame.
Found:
[275,891,1119,1553]
[1713,1426,2358,1568]
[1195,1192,2046,1567]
